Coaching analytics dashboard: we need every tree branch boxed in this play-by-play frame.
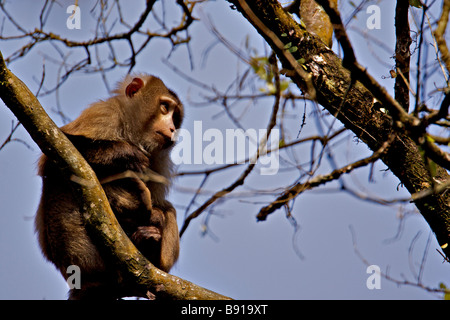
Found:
[180,58,282,237]
[394,0,412,111]
[257,132,396,221]
[434,0,450,77]
[228,0,450,257]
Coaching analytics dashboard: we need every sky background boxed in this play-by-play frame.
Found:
[0,0,449,300]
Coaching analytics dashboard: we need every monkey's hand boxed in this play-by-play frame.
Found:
[131,226,162,244]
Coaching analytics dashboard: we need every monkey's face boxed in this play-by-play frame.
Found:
[150,95,182,150]
[123,75,183,154]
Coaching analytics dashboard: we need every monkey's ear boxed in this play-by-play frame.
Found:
[125,77,145,98]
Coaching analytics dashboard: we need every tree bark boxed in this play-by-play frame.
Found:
[394,0,412,111]
[229,0,450,257]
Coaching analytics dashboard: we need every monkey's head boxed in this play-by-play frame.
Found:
[62,74,184,156]
[118,74,184,154]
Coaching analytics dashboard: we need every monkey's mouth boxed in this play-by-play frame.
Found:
[156,131,174,148]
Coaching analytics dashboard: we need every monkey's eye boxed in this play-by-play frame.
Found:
[160,102,169,114]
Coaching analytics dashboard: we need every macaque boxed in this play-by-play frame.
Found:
[35,74,183,299]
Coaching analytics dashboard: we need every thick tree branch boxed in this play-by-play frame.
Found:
[228,0,450,257]
[394,0,412,111]
[434,0,450,76]
[0,51,231,300]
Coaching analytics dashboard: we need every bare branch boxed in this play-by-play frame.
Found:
[257,132,396,221]
[180,54,283,236]
[434,0,450,77]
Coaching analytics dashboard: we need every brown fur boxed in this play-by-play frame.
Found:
[35,74,183,299]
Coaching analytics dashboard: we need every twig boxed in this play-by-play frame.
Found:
[257,133,397,221]
[180,54,282,236]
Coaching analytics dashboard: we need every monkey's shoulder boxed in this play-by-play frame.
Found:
[66,134,150,173]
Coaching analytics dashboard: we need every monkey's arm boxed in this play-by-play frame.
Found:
[287,0,335,48]
[158,206,180,272]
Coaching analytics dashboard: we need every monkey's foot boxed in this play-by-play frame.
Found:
[131,226,162,243]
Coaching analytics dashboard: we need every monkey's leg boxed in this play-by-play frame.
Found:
[131,177,153,212]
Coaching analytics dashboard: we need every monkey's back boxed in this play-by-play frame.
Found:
[35,155,106,279]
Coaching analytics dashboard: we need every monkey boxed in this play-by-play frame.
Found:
[34,74,183,299]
